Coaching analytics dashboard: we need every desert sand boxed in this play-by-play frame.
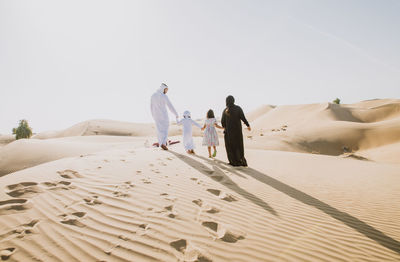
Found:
[1,99,399,261]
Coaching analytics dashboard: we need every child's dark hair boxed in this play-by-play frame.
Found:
[207,109,215,119]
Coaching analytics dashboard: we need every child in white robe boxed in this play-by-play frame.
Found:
[177,110,202,154]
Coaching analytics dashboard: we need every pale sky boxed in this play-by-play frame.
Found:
[1,0,399,134]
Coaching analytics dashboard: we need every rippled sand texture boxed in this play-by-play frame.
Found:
[1,145,399,261]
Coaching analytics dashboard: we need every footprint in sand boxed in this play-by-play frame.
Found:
[206,207,220,214]
[190,177,205,185]
[57,170,83,179]
[164,205,173,211]
[159,193,178,202]
[113,191,129,198]
[59,212,87,227]
[170,239,187,253]
[137,223,150,236]
[153,204,177,218]
[42,181,70,187]
[5,182,42,198]
[192,199,203,207]
[124,181,135,187]
[192,199,220,214]
[112,182,134,198]
[164,205,177,218]
[41,181,75,191]
[0,219,39,240]
[0,199,32,215]
[0,248,16,261]
[170,239,212,262]
[83,196,102,206]
[167,212,177,218]
[201,221,245,243]
[206,189,238,202]
[141,178,152,184]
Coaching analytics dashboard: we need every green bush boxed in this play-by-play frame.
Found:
[12,119,33,140]
[333,98,341,104]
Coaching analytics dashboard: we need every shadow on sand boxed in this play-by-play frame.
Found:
[168,150,278,217]
[170,151,400,255]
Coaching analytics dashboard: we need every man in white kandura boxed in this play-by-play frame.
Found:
[150,83,179,150]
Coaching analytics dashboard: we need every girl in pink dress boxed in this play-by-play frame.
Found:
[202,109,224,158]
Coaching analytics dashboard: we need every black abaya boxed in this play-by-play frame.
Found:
[221,104,250,166]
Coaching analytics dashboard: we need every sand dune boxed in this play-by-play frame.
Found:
[247,100,400,162]
[32,119,161,139]
[1,99,399,261]
[0,135,15,148]
[32,119,207,141]
[0,136,147,177]
[0,139,399,261]
[246,105,276,122]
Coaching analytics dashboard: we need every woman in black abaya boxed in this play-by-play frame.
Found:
[221,95,251,166]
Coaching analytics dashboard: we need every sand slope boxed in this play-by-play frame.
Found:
[0,139,399,261]
[0,136,147,177]
[247,99,400,163]
[0,135,15,148]
[1,99,399,261]
[32,119,161,139]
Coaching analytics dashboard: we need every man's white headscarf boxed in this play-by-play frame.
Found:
[156,83,168,94]
[151,83,178,146]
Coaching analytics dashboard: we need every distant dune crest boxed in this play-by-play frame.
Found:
[1,99,399,177]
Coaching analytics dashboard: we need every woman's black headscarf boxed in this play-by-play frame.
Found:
[226,95,235,108]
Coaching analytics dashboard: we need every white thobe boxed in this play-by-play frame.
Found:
[150,86,178,146]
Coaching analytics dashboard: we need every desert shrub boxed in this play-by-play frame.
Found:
[12,119,33,140]
[333,98,341,104]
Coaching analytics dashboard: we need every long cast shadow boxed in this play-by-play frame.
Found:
[194,155,400,255]
[168,150,278,217]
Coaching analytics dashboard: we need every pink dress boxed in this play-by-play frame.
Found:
[202,118,219,146]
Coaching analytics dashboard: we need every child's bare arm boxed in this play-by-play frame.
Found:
[201,124,206,131]
[214,123,224,129]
